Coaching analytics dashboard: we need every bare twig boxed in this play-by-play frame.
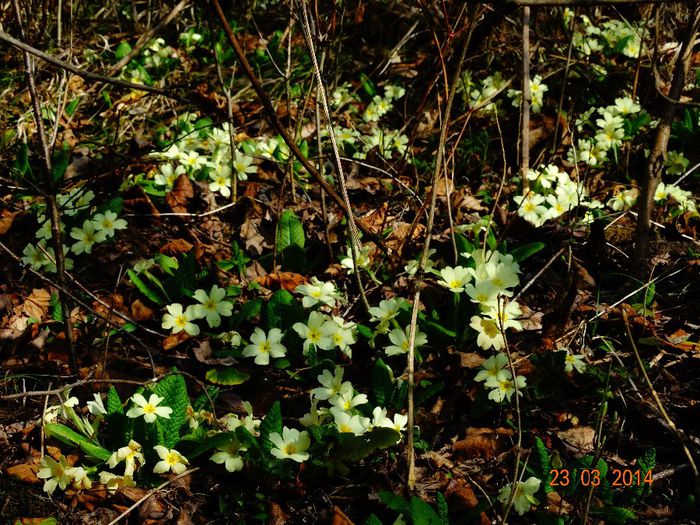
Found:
[108,0,190,74]
[12,0,77,374]
[520,6,531,191]
[209,0,388,253]
[0,30,188,101]
[622,309,700,499]
[1,377,160,401]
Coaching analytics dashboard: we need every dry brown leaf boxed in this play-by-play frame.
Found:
[331,506,355,525]
[445,478,478,510]
[193,340,237,366]
[0,210,18,235]
[453,427,513,458]
[162,331,191,351]
[257,272,308,292]
[240,214,268,255]
[459,352,484,369]
[421,450,454,469]
[160,239,194,255]
[165,175,194,214]
[20,289,51,320]
[557,426,596,453]
[356,203,388,233]
[545,491,574,514]
[6,463,39,484]
[131,299,154,321]
[268,502,289,525]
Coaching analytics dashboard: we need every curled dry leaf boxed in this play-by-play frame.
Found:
[452,427,514,458]
[19,289,51,320]
[331,506,354,525]
[162,331,191,351]
[459,352,485,369]
[257,272,308,292]
[6,463,40,484]
[131,299,154,321]
[445,478,478,511]
[556,426,596,453]
[193,340,238,366]
[268,502,289,525]
[160,239,194,255]
[165,174,194,214]
[0,210,18,235]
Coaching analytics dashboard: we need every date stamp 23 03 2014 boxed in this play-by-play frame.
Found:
[549,468,653,488]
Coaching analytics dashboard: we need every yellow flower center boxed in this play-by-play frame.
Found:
[166,452,179,465]
[283,443,297,455]
[143,404,157,414]
[260,342,271,353]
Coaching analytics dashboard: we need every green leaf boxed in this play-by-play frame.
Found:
[532,437,553,492]
[155,253,179,276]
[379,491,411,515]
[44,423,111,461]
[415,381,444,406]
[259,401,282,453]
[231,299,262,328]
[263,289,297,330]
[49,292,63,322]
[360,73,377,97]
[115,41,132,60]
[276,209,305,253]
[510,242,545,262]
[153,374,189,448]
[192,386,219,411]
[106,386,124,414]
[364,515,384,525]
[12,143,31,180]
[127,269,165,305]
[51,147,69,185]
[593,506,636,525]
[205,367,250,386]
[65,98,80,117]
[335,427,401,462]
[371,359,394,406]
[188,431,238,459]
[409,496,445,525]
[436,492,449,524]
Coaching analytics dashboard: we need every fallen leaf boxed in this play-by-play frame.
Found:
[131,299,154,321]
[6,463,39,484]
[162,331,191,350]
[257,272,308,292]
[19,289,51,320]
[453,427,513,458]
[160,239,194,255]
[557,426,596,453]
[445,478,478,510]
[268,502,288,525]
[0,210,18,235]
[421,450,454,469]
[165,175,194,214]
[193,340,238,366]
[459,352,484,369]
[331,506,354,525]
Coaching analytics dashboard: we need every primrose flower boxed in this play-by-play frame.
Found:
[99,471,136,492]
[92,211,127,239]
[270,427,311,462]
[209,167,232,197]
[475,352,510,383]
[59,188,94,216]
[70,219,107,255]
[87,393,107,416]
[470,315,505,350]
[330,407,370,436]
[465,279,501,306]
[107,440,144,477]
[192,285,233,328]
[569,139,608,166]
[37,455,71,494]
[330,383,369,413]
[293,311,334,353]
[369,298,404,334]
[126,393,173,423]
[311,366,345,401]
[385,326,428,357]
[498,477,541,515]
[385,85,406,100]
[340,245,372,272]
[485,300,523,332]
[486,372,527,403]
[327,316,357,356]
[35,214,64,241]
[514,193,547,227]
[221,402,261,435]
[242,327,287,365]
[210,442,247,472]
[231,149,257,180]
[299,395,327,427]
[296,277,341,308]
[154,164,186,187]
[665,151,689,176]
[595,112,625,150]
[162,303,200,336]
[607,188,638,211]
[153,446,189,475]
[133,258,155,273]
[564,351,587,373]
[65,466,92,490]
[437,266,472,293]
[613,96,641,115]
[179,150,207,172]
[22,242,50,270]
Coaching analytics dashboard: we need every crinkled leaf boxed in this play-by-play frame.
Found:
[259,401,282,453]
[276,209,305,253]
[106,386,124,414]
[153,374,189,448]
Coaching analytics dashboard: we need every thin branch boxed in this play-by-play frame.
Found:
[520,6,531,191]
[0,30,188,102]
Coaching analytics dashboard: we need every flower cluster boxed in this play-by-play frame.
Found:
[507,75,549,114]
[514,165,602,227]
[474,352,527,403]
[161,284,234,336]
[566,10,644,59]
[301,366,407,438]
